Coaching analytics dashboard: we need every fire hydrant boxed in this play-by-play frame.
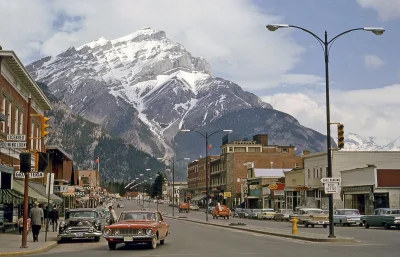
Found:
[291,216,299,234]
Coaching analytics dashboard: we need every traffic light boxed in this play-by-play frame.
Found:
[337,124,344,149]
[41,116,50,137]
[37,152,49,172]
[20,152,31,173]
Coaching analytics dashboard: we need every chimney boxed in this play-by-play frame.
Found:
[253,134,268,146]
[302,149,311,155]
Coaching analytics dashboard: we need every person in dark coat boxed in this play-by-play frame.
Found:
[50,206,59,232]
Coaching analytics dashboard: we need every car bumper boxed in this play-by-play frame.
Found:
[344,220,361,224]
[307,220,329,225]
[58,231,102,239]
[103,235,156,242]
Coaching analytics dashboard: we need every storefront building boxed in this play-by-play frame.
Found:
[341,165,400,215]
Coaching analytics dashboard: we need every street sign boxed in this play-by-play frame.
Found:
[223,192,231,197]
[6,134,26,141]
[5,142,26,148]
[14,171,44,179]
[324,183,339,194]
[321,177,341,184]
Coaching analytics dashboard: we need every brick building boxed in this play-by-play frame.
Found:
[187,134,303,208]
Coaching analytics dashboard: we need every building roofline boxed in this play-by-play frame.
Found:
[46,146,73,161]
[0,50,52,110]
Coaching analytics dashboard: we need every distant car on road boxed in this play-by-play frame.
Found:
[333,209,362,226]
[103,210,170,250]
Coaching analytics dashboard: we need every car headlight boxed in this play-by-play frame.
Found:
[146,229,153,235]
[60,221,66,227]
[113,230,120,235]
[65,229,71,234]
[104,229,111,236]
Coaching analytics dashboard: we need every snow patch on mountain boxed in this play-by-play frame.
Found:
[343,133,400,151]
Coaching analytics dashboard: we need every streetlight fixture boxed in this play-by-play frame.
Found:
[266,23,384,238]
[157,157,190,216]
[124,180,135,189]
[180,129,233,221]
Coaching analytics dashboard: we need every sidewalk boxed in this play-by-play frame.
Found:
[0,229,58,257]
[164,214,357,243]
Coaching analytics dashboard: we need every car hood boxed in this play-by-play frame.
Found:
[65,218,96,227]
[106,220,158,229]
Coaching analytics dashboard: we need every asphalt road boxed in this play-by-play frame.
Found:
[27,199,400,257]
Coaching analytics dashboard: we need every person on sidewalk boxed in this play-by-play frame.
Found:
[18,215,24,235]
[50,206,59,232]
[108,206,118,225]
[29,202,44,242]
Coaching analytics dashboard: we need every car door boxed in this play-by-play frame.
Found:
[155,212,166,239]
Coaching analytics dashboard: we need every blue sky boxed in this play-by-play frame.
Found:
[0,0,399,144]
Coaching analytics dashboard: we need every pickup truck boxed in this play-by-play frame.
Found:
[178,202,190,213]
[361,208,400,229]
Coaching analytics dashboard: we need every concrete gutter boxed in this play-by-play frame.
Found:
[0,242,58,257]
[165,215,356,243]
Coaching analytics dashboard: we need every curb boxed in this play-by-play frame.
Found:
[0,242,58,257]
[165,216,356,243]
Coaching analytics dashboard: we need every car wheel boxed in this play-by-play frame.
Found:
[323,224,328,228]
[94,236,100,242]
[108,242,117,250]
[151,237,157,249]
[364,222,370,229]
[384,223,391,230]
[160,238,165,245]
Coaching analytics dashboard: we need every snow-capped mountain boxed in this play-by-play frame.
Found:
[26,27,328,161]
[343,133,400,151]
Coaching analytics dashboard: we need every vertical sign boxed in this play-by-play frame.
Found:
[46,173,54,195]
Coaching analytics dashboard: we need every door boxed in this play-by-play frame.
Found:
[157,212,167,239]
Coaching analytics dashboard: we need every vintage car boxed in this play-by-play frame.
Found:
[333,209,362,226]
[178,202,190,213]
[57,208,106,243]
[274,209,293,222]
[361,208,400,229]
[257,208,276,220]
[297,208,329,228]
[103,210,169,250]
[212,205,230,219]
[189,204,200,211]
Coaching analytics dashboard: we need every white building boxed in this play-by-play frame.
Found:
[302,151,400,210]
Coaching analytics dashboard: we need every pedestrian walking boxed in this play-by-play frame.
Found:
[108,206,118,225]
[50,206,59,232]
[29,202,44,242]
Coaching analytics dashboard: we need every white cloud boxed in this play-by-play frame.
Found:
[262,84,400,142]
[364,54,384,69]
[0,0,311,91]
[357,0,400,21]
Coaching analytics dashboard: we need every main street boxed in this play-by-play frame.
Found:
[28,200,399,257]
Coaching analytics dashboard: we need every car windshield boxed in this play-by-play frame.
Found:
[390,210,400,214]
[70,211,97,218]
[119,212,156,221]
[343,210,360,215]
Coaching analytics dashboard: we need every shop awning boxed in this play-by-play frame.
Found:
[192,195,206,201]
[13,180,47,203]
[28,182,63,203]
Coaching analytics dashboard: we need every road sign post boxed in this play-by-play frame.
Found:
[321,177,341,194]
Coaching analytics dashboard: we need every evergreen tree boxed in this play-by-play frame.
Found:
[151,172,164,199]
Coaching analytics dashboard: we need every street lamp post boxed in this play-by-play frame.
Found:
[157,157,190,217]
[265,24,385,238]
[181,129,233,221]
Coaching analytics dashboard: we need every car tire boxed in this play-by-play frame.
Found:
[323,224,328,228]
[94,236,100,242]
[151,237,157,249]
[108,242,117,250]
[160,238,165,245]
[384,223,391,230]
[364,222,370,229]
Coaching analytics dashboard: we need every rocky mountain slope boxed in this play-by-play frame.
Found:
[27,28,329,169]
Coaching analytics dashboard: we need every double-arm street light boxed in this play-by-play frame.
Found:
[266,24,385,238]
[181,129,233,221]
[157,157,190,216]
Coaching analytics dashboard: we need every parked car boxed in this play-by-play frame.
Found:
[361,208,400,229]
[178,202,190,213]
[212,205,230,219]
[274,209,293,222]
[239,209,252,218]
[297,208,329,228]
[232,208,242,218]
[333,209,362,226]
[57,208,106,243]
[189,205,200,211]
[205,206,215,214]
[257,208,276,220]
[103,210,170,250]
